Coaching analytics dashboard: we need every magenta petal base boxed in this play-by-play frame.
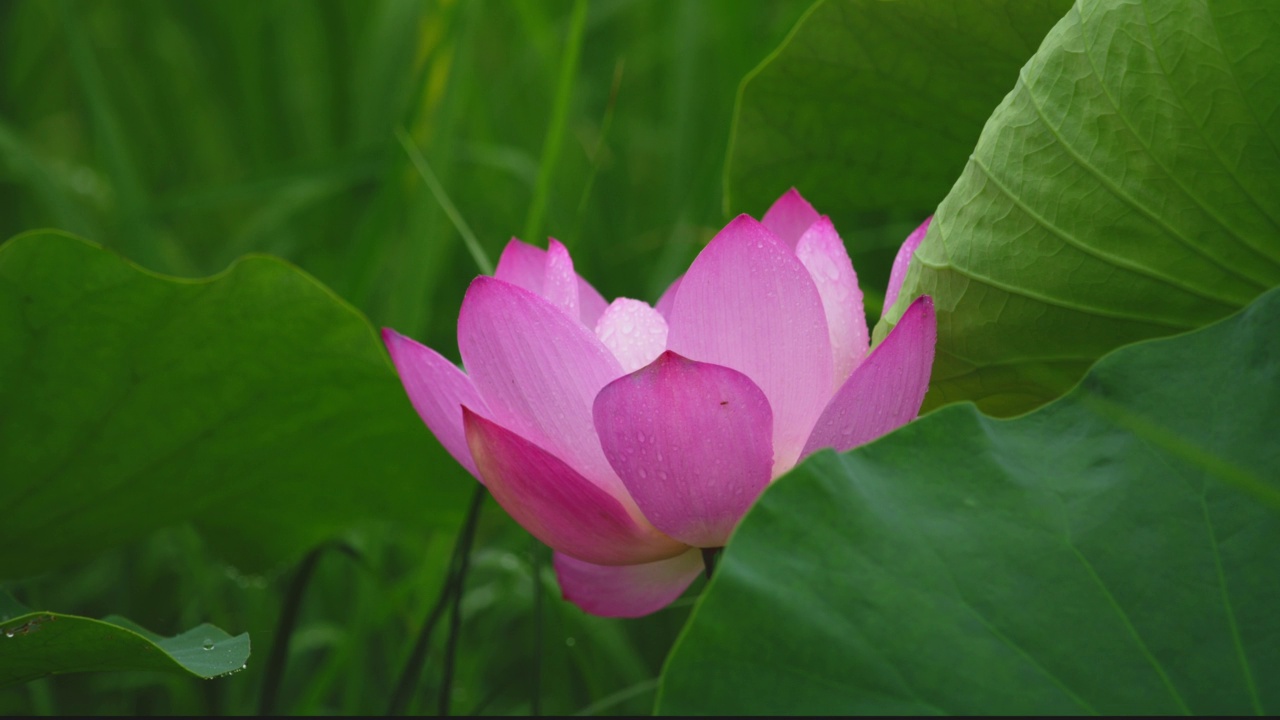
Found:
[554,549,704,618]
[594,351,773,548]
[463,409,685,566]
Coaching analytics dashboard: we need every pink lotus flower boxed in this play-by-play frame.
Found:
[383,189,936,618]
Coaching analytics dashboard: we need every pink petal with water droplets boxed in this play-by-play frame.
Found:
[464,409,686,565]
[543,238,580,319]
[655,274,682,320]
[884,217,931,313]
[494,238,547,295]
[458,277,633,503]
[667,215,832,472]
[795,216,869,387]
[594,352,773,548]
[382,328,490,481]
[493,237,609,328]
[554,549,704,618]
[578,277,609,329]
[800,296,936,459]
[594,298,669,373]
[761,187,821,249]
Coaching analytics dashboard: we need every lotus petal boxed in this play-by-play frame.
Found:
[801,296,936,458]
[594,352,773,547]
[761,187,820,249]
[668,215,832,472]
[464,409,685,565]
[382,329,490,480]
[554,549,704,618]
[795,216,869,387]
[458,277,630,502]
[884,217,931,312]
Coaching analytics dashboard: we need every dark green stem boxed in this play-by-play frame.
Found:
[387,484,487,716]
[258,541,359,715]
[438,487,484,716]
[531,543,544,716]
[701,547,723,579]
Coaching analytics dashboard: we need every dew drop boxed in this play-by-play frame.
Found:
[202,638,215,651]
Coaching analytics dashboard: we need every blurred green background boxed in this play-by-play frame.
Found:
[0,0,809,714]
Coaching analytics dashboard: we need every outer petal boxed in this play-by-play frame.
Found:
[594,352,773,548]
[654,274,682,320]
[554,549,704,618]
[464,409,685,565]
[761,187,820,249]
[382,329,491,480]
[884,217,931,312]
[458,277,631,503]
[795,216,869,387]
[594,298,669,373]
[800,296,936,459]
[668,215,833,472]
[493,237,609,328]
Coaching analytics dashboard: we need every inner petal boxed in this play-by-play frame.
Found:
[543,238,581,320]
[594,298,669,373]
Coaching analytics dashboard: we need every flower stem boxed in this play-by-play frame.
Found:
[386,484,487,715]
[531,542,545,716]
[438,487,483,716]
[257,540,360,715]
[700,547,723,579]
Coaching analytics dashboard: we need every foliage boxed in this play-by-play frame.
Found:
[1,592,250,686]
[660,284,1280,715]
[877,0,1280,414]
[0,230,467,576]
[726,0,1072,312]
[0,0,803,713]
[0,0,1276,714]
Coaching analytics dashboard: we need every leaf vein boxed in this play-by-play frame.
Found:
[969,154,1242,307]
[922,222,1196,329]
[1066,544,1193,715]
[1014,57,1267,292]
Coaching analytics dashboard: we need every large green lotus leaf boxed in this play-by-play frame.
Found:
[0,232,467,578]
[0,591,249,686]
[879,0,1280,415]
[725,0,1071,290]
[658,285,1280,714]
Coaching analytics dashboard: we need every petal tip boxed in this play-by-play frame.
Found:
[906,294,936,319]
[718,214,776,244]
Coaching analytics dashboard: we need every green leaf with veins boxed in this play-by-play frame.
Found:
[877,0,1280,415]
[725,0,1072,305]
[659,284,1280,715]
